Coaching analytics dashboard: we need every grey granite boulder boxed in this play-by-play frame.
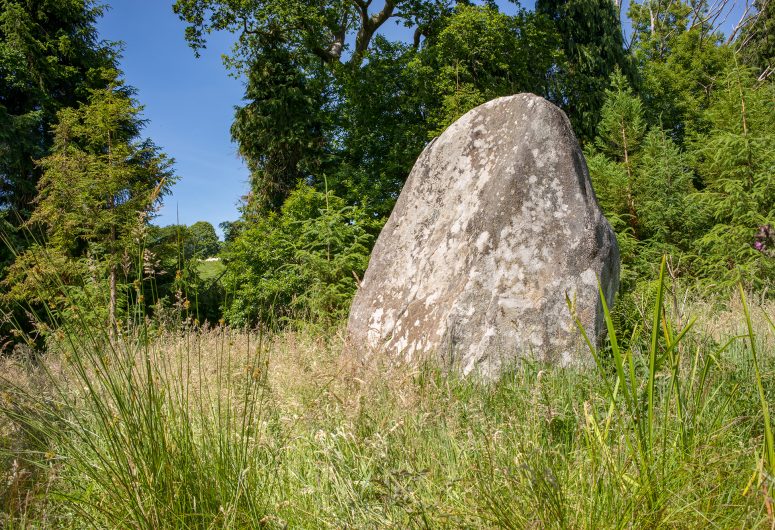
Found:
[346,94,619,377]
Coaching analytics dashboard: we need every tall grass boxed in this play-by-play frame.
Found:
[1,317,284,527]
[1,274,774,528]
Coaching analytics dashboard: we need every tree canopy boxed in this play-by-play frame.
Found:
[0,0,771,335]
[0,0,117,215]
[172,0,456,69]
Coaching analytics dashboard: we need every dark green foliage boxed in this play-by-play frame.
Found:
[739,0,775,76]
[218,4,574,325]
[172,0,455,68]
[586,70,647,283]
[628,0,692,60]
[536,0,635,143]
[231,29,329,212]
[228,4,563,221]
[638,29,731,144]
[222,184,374,326]
[585,152,639,285]
[0,0,117,213]
[188,0,775,328]
[330,37,430,219]
[590,69,697,268]
[626,0,731,144]
[594,70,647,161]
[424,5,526,132]
[187,221,221,258]
[634,128,695,247]
[0,0,120,340]
[1,0,772,338]
[328,6,562,218]
[588,58,773,338]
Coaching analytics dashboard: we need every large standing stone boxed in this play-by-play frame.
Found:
[346,94,619,377]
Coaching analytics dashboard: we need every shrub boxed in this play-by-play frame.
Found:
[222,184,375,327]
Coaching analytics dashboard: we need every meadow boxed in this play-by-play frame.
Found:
[2,1,774,527]
[2,270,774,529]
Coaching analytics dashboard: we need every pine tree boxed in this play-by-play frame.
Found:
[634,128,695,246]
[0,0,118,272]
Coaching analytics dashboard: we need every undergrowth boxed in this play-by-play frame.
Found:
[1,266,774,528]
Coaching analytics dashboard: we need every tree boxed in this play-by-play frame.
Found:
[230,27,330,212]
[330,36,430,218]
[173,0,454,217]
[172,0,453,70]
[627,0,734,143]
[634,128,695,248]
[228,3,566,220]
[537,0,635,142]
[593,70,646,236]
[3,82,175,333]
[143,223,224,324]
[173,1,618,337]
[1,0,117,343]
[0,0,117,233]
[187,221,221,258]
[219,220,241,243]
[587,71,695,293]
[643,31,731,143]
[688,63,775,288]
[628,0,692,60]
[738,0,775,78]
[222,183,373,326]
[420,5,561,135]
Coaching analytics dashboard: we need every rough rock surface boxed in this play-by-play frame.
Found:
[347,94,619,377]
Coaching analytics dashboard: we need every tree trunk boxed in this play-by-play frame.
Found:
[350,0,395,67]
[109,260,117,340]
[621,123,639,237]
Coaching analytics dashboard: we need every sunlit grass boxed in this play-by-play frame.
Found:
[196,259,226,283]
[1,277,774,528]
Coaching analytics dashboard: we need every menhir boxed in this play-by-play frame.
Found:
[347,94,620,378]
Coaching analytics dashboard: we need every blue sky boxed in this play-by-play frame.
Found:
[95,1,526,237]
[98,1,248,237]
[96,0,743,237]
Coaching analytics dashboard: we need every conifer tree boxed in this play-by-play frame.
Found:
[221,183,373,326]
[634,128,695,247]
[230,28,328,214]
[3,82,174,332]
[689,63,775,288]
[0,0,118,271]
[593,70,646,236]
[536,0,635,142]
